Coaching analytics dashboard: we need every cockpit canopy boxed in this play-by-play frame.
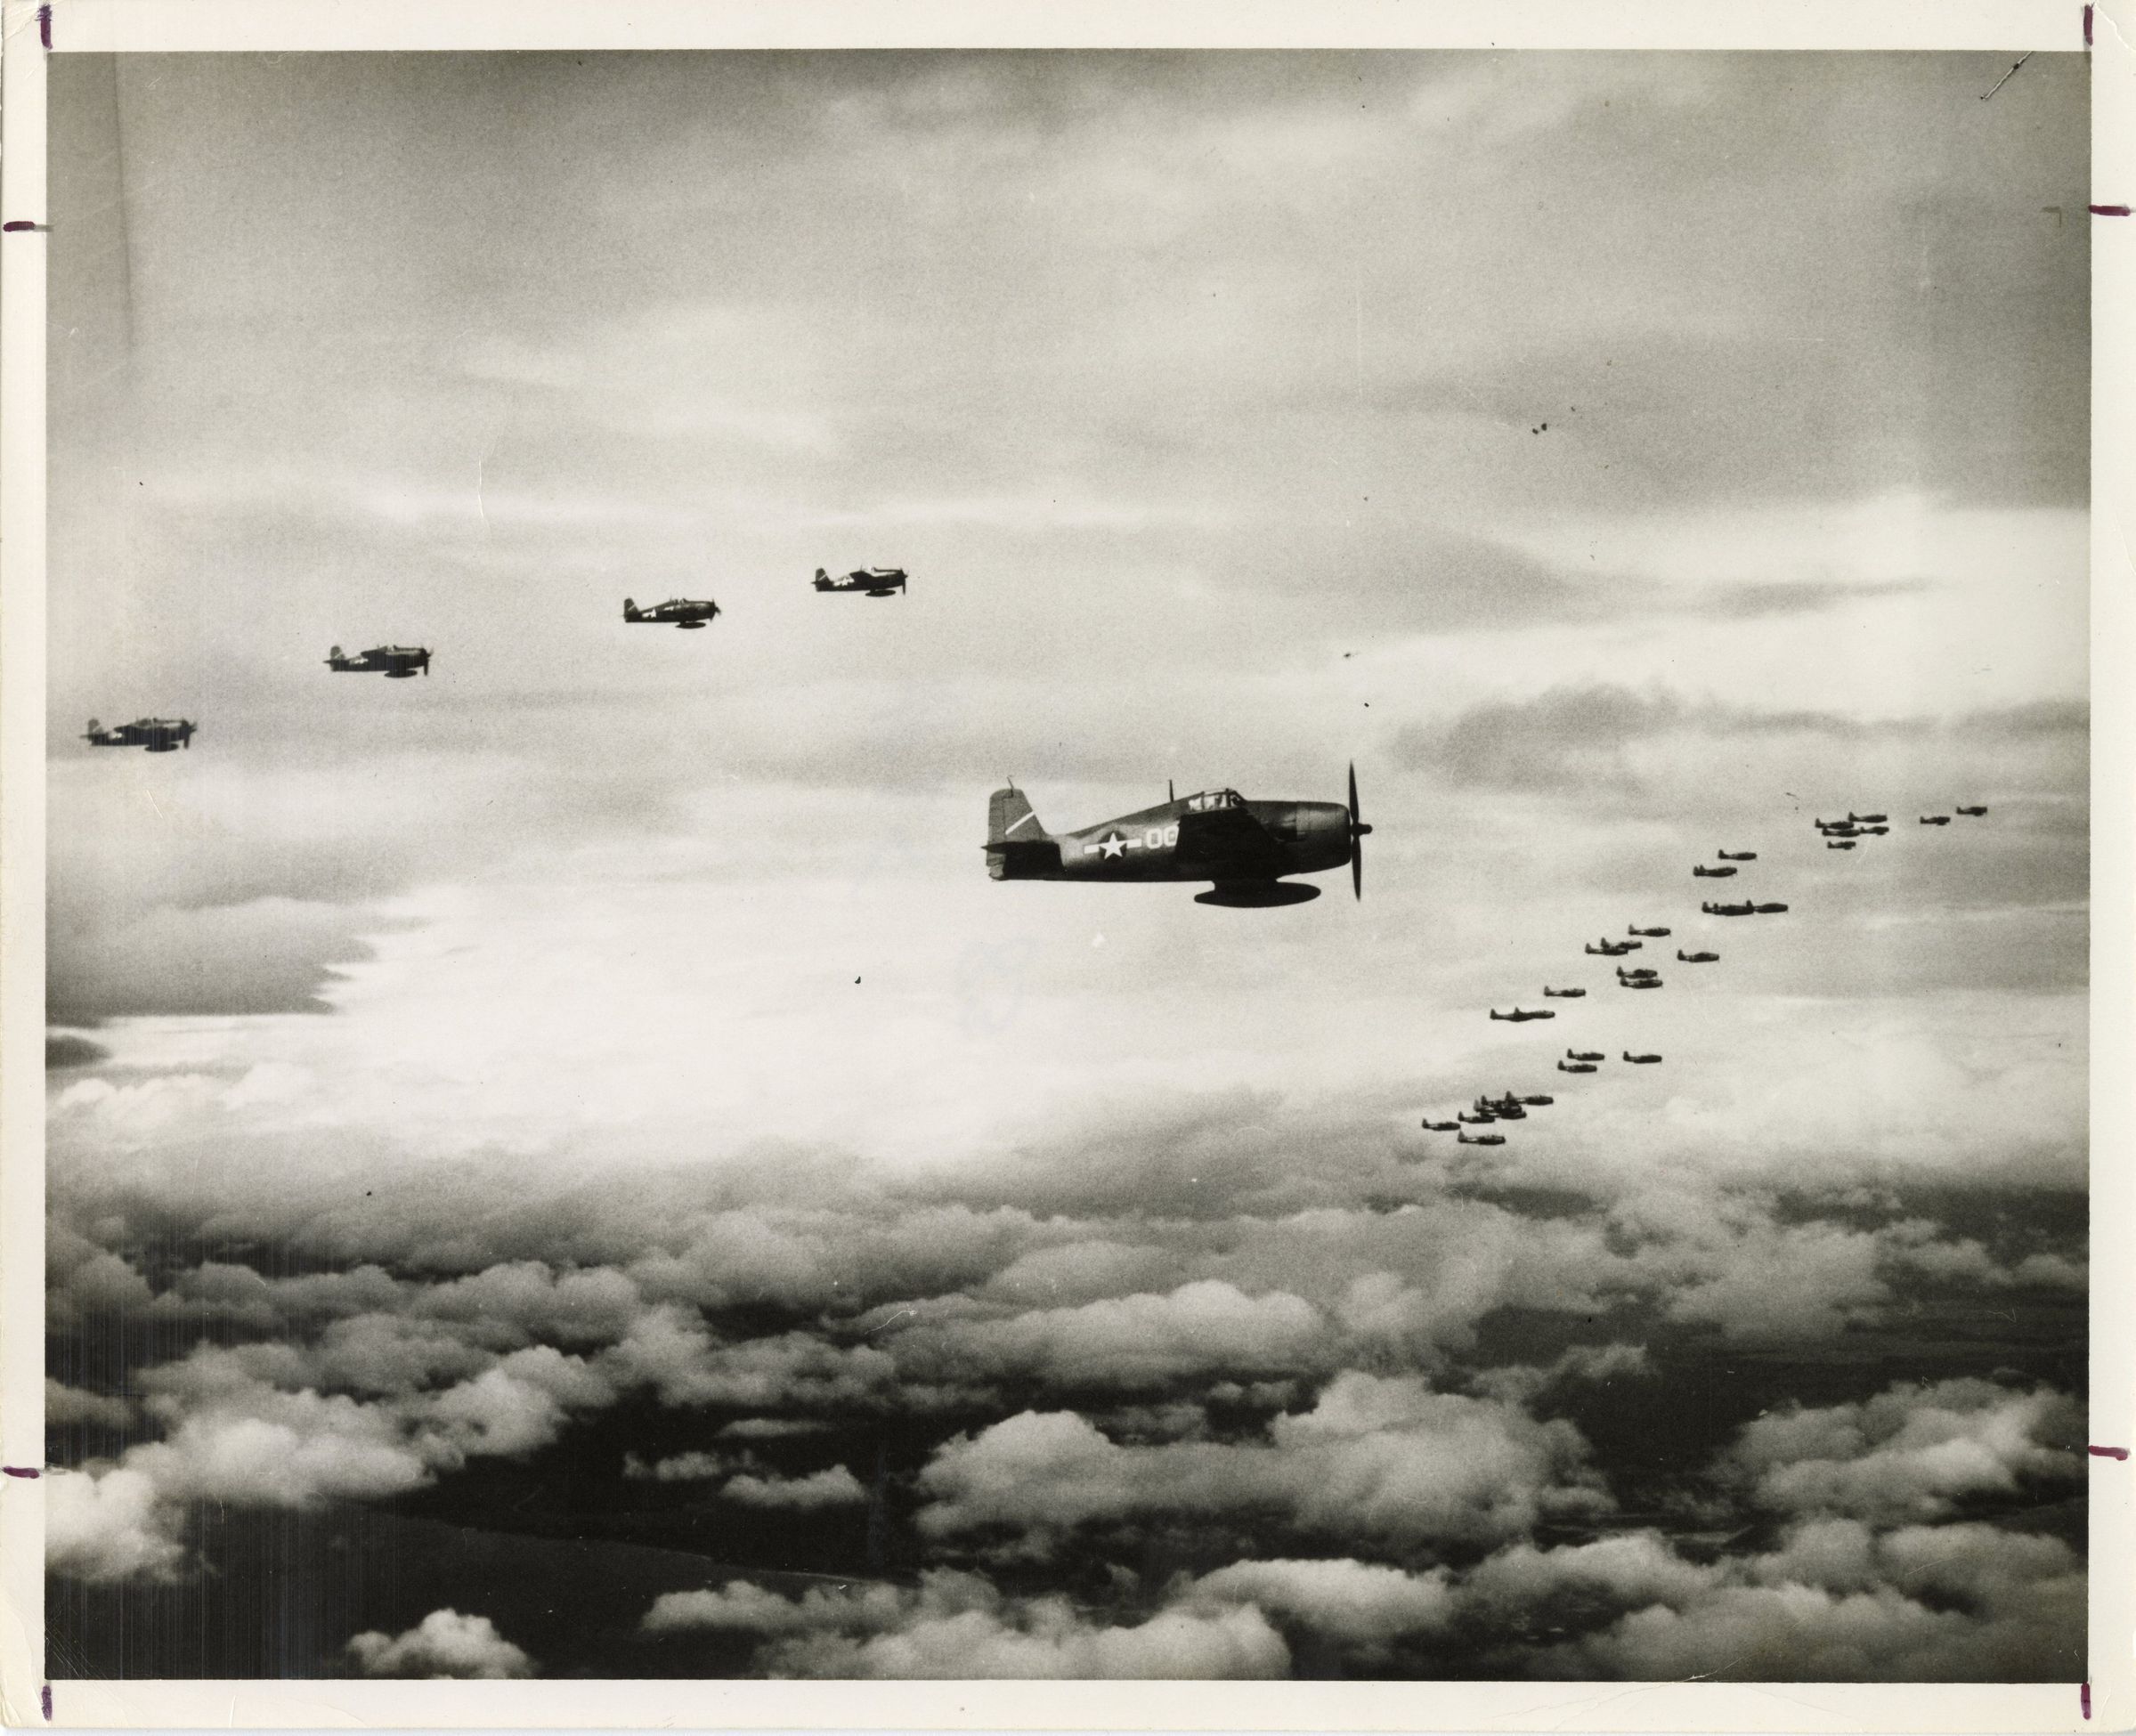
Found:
[1180,789,1245,811]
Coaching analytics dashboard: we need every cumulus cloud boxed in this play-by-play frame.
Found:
[346,1609,535,1679]
[45,1466,187,1586]
[914,1372,1608,1557]
[723,1465,869,1510]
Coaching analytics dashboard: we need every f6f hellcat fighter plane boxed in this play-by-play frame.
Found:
[815,566,907,596]
[984,767,1370,906]
[327,645,430,677]
[84,717,194,752]
[623,597,720,629]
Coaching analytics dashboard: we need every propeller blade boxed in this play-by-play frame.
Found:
[1348,761,1364,902]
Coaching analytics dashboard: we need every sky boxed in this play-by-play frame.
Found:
[42,50,2091,1683]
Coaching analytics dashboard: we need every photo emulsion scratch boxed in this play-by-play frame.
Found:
[37,47,2091,1688]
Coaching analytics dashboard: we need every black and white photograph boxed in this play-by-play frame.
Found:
[5,2,2124,1717]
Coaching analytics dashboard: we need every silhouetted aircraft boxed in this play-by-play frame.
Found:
[815,566,907,597]
[1557,1059,1597,1074]
[1617,976,1663,989]
[1542,986,1586,998]
[1848,811,1888,824]
[1827,840,1856,850]
[1457,1130,1506,1146]
[1458,1111,1497,1124]
[1616,965,1658,978]
[1421,1119,1460,1132]
[83,717,194,752]
[1515,1093,1554,1107]
[1692,864,1738,879]
[1628,925,1670,937]
[1490,1007,1554,1022]
[623,597,720,629]
[1956,805,1989,817]
[1566,1049,1604,1062]
[984,768,1370,906]
[1751,901,1789,914]
[1717,850,1757,861]
[1860,824,1888,835]
[327,644,430,677]
[1920,815,1951,825]
[1815,819,1859,834]
[1586,938,1638,955]
[1677,949,1719,962]
[1703,900,1757,916]
[1623,1051,1663,1065]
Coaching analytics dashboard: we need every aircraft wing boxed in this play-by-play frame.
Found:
[1174,804,1287,878]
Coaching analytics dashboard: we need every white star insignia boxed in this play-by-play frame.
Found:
[1098,831,1127,859]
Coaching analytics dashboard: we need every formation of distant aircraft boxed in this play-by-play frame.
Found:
[83,717,193,752]
[1542,986,1586,998]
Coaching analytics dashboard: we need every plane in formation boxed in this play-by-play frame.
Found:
[1421,1118,1460,1132]
[815,566,908,596]
[1568,1049,1604,1063]
[984,768,1369,906]
[1692,864,1738,878]
[1557,1059,1596,1074]
[1704,900,1756,916]
[1542,986,1586,998]
[1921,815,1951,826]
[1957,805,1989,817]
[1586,937,1639,956]
[1618,974,1663,990]
[1677,949,1719,963]
[83,717,194,752]
[1458,1131,1506,1146]
[1849,811,1888,824]
[1717,849,1757,861]
[1623,1051,1663,1065]
[1490,1007,1554,1022]
[1629,924,1670,937]
[1828,840,1856,850]
[623,597,720,629]
[327,645,430,677]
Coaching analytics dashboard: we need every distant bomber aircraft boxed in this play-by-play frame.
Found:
[1628,925,1670,937]
[1677,949,1719,963]
[1623,1051,1663,1065]
[815,566,908,596]
[1717,850,1758,861]
[1542,986,1586,998]
[84,717,194,752]
[1490,1007,1555,1022]
[1956,805,1989,817]
[984,768,1370,906]
[1692,864,1738,878]
[623,597,720,629]
[327,645,430,677]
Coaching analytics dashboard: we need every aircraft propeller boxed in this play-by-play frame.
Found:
[1348,762,1372,901]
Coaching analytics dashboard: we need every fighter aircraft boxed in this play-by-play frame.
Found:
[1848,811,1888,824]
[1557,1059,1597,1074]
[1586,938,1639,956]
[1617,975,1663,989]
[1827,840,1856,850]
[1457,1130,1507,1146]
[1515,1093,1554,1107]
[814,566,907,597]
[623,597,720,629]
[1956,805,1989,817]
[1692,864,1739,879]
[1677,949,1719,963]
[1421,1119,1460,1132]
[1542,986,1587,998]
[1702,900,1757,916]
[326,645,430,677]
[1628,925,1671,937]
[83,717,194,752]
[1478,1099,1526,1121]
[1860,825,1889,835]
[984,770,1370,906]
[1751,901,1789,914]
[1717,850,1758,862]
[1490,1007,1555,1022]
[1458,1111,1497,1125]
[1920,815,1952,825]
[1567,1049,1604,1063]
[1623,1051,1663,1065]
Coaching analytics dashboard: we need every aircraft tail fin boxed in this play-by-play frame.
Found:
[986,785,1059,880]
[622,599,639,621]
